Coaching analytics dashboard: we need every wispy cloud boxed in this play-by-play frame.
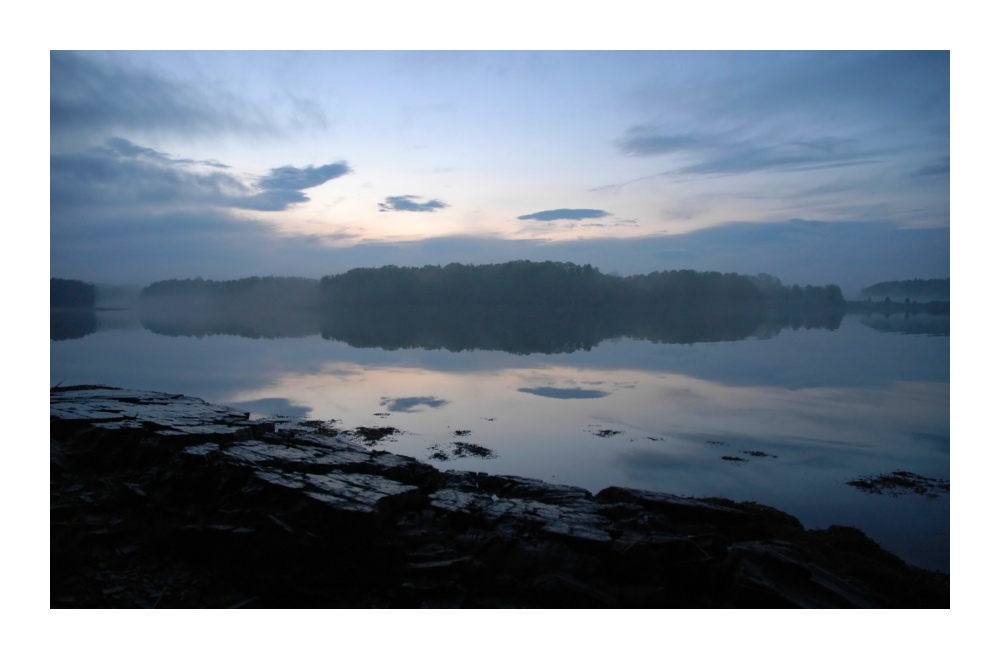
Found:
[912,157,950,178]
[616,130,718,157]
[617,127,884,176]
[603,51,949,222]
[92,137,230,168]
[517,208,610,221]
[50,51,287,147]
[378,195,449,212]
[51,142,248,210]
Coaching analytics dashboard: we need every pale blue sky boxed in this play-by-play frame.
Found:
[50,50,949,295]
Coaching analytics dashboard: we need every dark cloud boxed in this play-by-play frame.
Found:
[50,51,281,147]
[517,386,609,399]
[240,163,352,210]
[96,137,175,161]
[93,137,231,168]
[379,396,450,412]
[51,137,349,213]
[378,195,449,212]
[258,163,352,191]
[516,209,610,221]
[50,145,251,210]
[236,190,311,212]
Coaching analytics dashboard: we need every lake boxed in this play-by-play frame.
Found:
[50,308,949,573]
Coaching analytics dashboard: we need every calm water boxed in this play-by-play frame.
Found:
[51,309,950,572]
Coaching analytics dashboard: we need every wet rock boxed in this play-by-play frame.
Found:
[51,386,948,608]
[349,425,400,447]
[427,441,497,461]
[845,470,949,498]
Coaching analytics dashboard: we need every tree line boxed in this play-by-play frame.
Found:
[67,264,852,315]
[139,276,321,310]
[318,261,845,311]
[129,263,848,350]
[51,278,96,309]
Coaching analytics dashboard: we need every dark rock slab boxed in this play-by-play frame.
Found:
[51,385,271,443]
[50,386,949,608]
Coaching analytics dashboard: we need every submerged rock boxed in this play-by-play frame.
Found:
[51,386,948,608]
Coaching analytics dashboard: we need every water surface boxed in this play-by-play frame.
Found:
[51,309,949,572]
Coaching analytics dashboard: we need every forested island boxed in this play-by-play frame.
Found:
[136,263,844,310]
[52,264,949,347]
[134,263,846,350]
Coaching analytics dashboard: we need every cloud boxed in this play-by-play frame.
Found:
[617,128,884,175]
[242,163,352,210]
[629,52,948,136]
[51,137,349,214]
[378,195,449,212]
[235,190,311,211]
[616,130,717,157]
[50,143,250,211]
[50,51,284,148]
[90,137,228,169]
[379,396,450,412]
[258,163,352,191]
[912,157,950,177]
[611,52,949,206]
[517,386,609,399]
[516,208,610,221]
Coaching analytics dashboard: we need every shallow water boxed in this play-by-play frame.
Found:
[51,310,949,572]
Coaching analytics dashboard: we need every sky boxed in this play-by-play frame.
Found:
[50,50,949,295]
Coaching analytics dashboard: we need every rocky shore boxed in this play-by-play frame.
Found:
[51,386,949,608]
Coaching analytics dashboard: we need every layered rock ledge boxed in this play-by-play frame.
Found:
[51,386,948,608]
